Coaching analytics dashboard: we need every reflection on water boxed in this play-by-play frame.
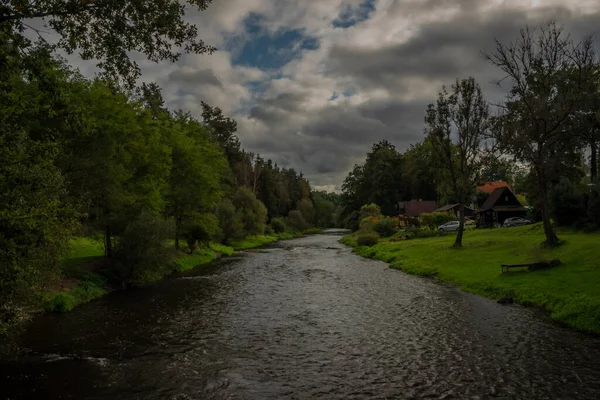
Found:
[2,230,600,399]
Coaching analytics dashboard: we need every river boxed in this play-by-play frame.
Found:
[2,229,600,399]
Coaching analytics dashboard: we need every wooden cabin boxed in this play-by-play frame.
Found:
[476,187,527,227]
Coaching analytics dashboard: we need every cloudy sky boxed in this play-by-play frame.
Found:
[85,1,600,192]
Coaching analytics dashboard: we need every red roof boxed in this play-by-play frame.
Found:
[476,181,511,194]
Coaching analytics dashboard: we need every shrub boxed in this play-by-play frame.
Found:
[44,292,76,313]
[586,188,600,231]
[182,213,218,254]
[71,281,106,304]
[287,210,310,232]
[111,212,175,286]
[233,187,268,236]
[550,178,586,227]
[420,212,456,229]
[373,217,396,237]
[270,217,287,233]
[359,203,382,220]
[356,231,380,246]
[216,198,245,243]
[298,198,315,226]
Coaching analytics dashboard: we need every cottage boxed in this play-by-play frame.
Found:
[396,200,437,217]
[476,187,527,227]
[434,204,476,218]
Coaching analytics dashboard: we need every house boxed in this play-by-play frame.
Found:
[396,200,437,217]
[476,181,512,194]
[434,204,476,218]
[476,186,527,227]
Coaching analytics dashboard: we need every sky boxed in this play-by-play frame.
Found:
[77,1,600,192]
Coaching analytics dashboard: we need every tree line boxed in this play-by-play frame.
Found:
[340,22,600,248]
[0,2,340,332]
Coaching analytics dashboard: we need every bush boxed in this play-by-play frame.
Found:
[373,217,396,237]
[298,198,315,226]
[71,281,106,304]
[111,212,175,286]
[44,292,76,313]
[356,231,380,246]
[287,210,310,232]
[270,217,287,233]
[359,203,382,221]
[420,212,456,229]
[585,188,600,231]
[216,198,245,243]
[182,213,218,254]
[550,179,586,227]
[233,187,268,236]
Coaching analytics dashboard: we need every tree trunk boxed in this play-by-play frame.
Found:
[175,214,181,250]
[538,171,559,247]
[104,224,112,257]
[591,139,598,184]
[453,201,465,248]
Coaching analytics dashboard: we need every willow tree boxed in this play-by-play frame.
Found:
[484,22,597,247]
[425,77,490,248]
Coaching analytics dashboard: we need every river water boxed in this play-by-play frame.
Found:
[2,229,600,399]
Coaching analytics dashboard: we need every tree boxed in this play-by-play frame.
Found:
[425,77,489,248]
[165,113,229,250]
[339,141,405,223]
[402,139,439,202]
[0,44,77,329]
[2,0,215,86]
[311,191,337,228]
[485,22,597,246]
[201,101,242,169]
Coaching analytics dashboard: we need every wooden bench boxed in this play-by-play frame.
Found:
[501,259,561,273]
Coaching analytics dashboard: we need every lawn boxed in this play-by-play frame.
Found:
[341,224,600,334]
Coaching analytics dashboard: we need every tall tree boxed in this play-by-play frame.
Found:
[166,113,229,250]
[425,77,490,248]
[485,22,597,246]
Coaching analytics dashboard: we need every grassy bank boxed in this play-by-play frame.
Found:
[44,231,311,312]
[340,224,600,334]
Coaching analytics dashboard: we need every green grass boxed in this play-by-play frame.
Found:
[340,224,600,334]
[42,237,109,313]
[61,237,105,274]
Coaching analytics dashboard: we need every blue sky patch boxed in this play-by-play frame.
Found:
[229,13,320,70]
[333,0,376,28]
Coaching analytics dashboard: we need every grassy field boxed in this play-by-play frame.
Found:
[340,224,600,334]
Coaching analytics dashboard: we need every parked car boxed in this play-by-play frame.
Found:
[438,221,460,232]
[503,217,531,227]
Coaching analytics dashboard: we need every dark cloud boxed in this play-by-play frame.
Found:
[168,68,223,88]
[160,2,600,190]
[327,7,600,91]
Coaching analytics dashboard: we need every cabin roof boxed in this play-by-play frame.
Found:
[435,204,476,213]
[476,181,511,194]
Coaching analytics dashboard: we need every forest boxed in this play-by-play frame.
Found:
[0,1,340,333]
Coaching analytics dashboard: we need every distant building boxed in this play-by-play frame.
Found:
[476,181,512,194]
[396,200,437,217]
[476,186,527,227]
[434,204,476,218]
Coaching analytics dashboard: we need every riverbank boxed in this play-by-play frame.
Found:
[42,232,310,313]
[340,224,600,334]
